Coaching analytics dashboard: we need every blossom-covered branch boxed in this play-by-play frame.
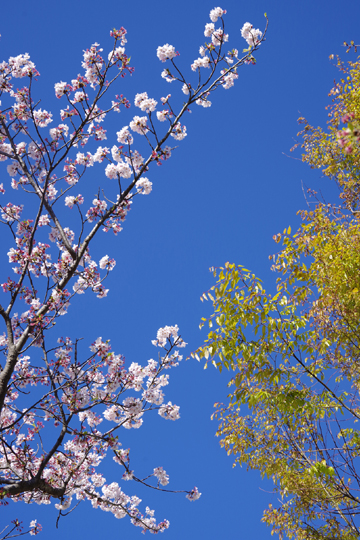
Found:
[0,7,267,535]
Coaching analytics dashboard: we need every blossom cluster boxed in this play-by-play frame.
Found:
[240,22,262,47]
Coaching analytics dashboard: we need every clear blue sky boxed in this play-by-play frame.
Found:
[1,0,360,538]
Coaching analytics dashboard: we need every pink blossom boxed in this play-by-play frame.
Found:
[46,184,58,201]
[63,162,79,186]
[108,46,126,65]
[9,53,37,78]
[111,145,122,162]
[7,161,21,177]
[127,150,144,171]
[65,196,76,208]
[199,46,206,57]
[0,143,13,161]
[134,92,157,113]
[28,142,42,160]
[54,497,72,511]
[93,146,109,162]
[152,325,180,347]
[158,401,180,420]
[60,105,79,121]
[54,81,69,98]
[33,109,53,127]
[209,7,226,22]
[156,44,177,62]
[122,470,134,481]
[49,123,69,140]
[30,298,41,310]
[211,28,229,46]
[71,90,88,104]
[89,124,107,141]
[11,176,28,190]
[156,110,168,122]
[186,487,201,501]
[1,203,23,222]
[71,74,89,90]
[161,69,176,83]
[86,198,107,222]
[182,84,190,95]
[38,214,50,226]
[204,23,215,37]
[75,152,94,167]
[116,126,133,144]
[196,95,212,108]
[29,519,42,536]
[99,255,116,270]
[221,69,238,89]
[16,142,26,155]
[110,27,127,45]
[105,163,118,179]
[136,177,152,195]
[241,22,262,47]
[129,115,149,135]
[171,123,187,141]
[153,466,169,486]
[116,161,131,178]
[191,56,211,71]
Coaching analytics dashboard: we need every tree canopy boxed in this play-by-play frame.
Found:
[195,50,360,539]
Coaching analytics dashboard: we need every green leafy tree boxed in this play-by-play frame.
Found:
[194,50,360,539]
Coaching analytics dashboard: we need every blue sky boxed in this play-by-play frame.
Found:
[1,0,360,538]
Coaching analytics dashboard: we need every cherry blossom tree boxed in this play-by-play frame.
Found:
[0,8,267,536]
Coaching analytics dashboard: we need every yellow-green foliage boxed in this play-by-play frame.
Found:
[195,52,360,539]
[295,53,360,210]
